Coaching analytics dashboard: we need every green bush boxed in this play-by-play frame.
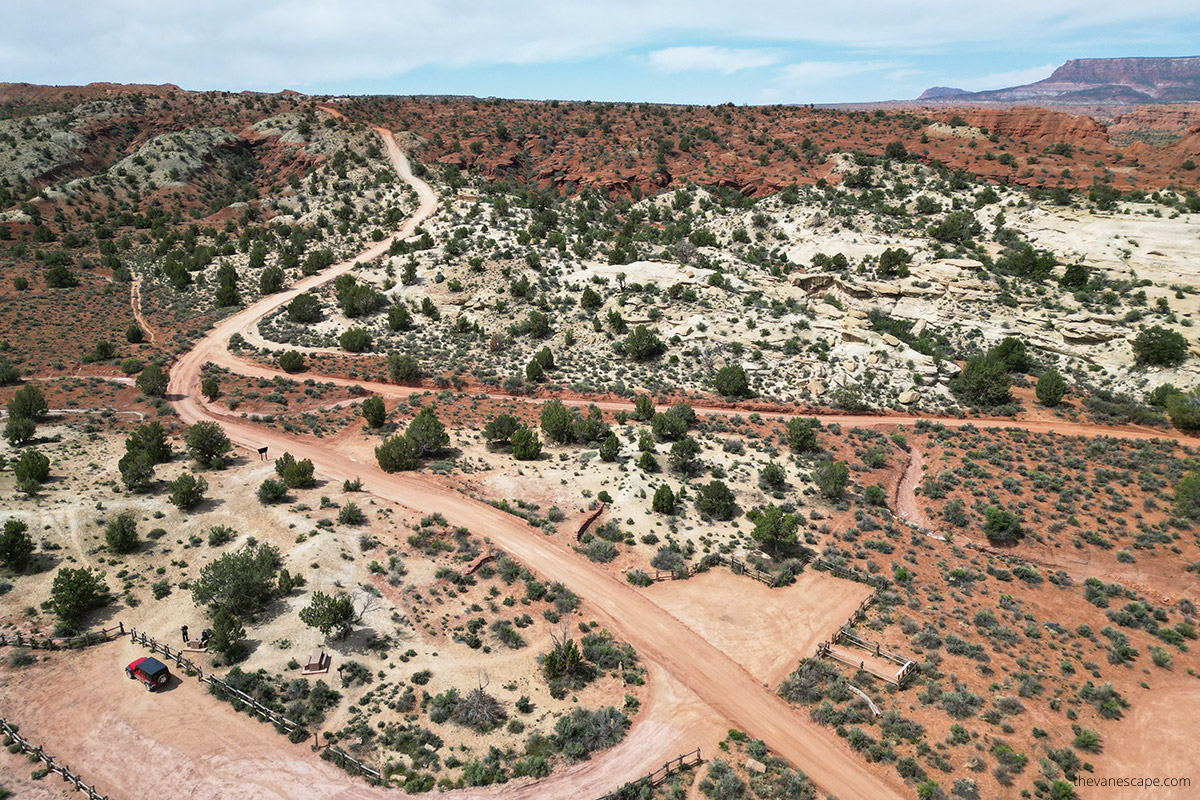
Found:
[1132,325,1188,367]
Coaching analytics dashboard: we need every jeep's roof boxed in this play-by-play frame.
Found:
[136,657,169,676]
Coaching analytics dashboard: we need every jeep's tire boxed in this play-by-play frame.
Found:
[125,668,134,680]
[157,673,169,686]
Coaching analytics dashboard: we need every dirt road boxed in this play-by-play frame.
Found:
[162,128,906,800]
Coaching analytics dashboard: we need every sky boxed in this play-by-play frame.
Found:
[4,1,1200,104]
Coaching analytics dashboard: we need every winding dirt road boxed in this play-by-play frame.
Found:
[165,127,907,800]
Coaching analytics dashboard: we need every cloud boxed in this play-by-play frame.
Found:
[0,1,1197,93]
[649,46,781,74]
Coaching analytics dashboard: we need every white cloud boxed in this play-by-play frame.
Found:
[649,46,781,74]
[0,1,1197,92]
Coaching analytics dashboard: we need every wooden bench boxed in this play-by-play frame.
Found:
[303,649,330,675]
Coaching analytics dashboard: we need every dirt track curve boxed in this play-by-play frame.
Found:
[166,126,907,800]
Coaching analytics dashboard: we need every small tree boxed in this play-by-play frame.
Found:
[376,435,418,472]
[696,480,736,520]
[208,607,248,662]
[484,414,520,445]
[511,427,542,460]
[525,358,545,382]
[1036,369,1066,407]
[713,364,751,399]
[299,591,356,639]
[388,352,420,383]
[13,449,50,494]
[361,395,386,427]
[598,432,620,462]
[278,350,306,373]
[1173,471,1200,520]
[652,483,676,514]
[633,394,655,421]
[580,286,603,312]
[785,417,822,454]
[540,399,574,444]
[623,325,665,361]
[168,472,208,511]
[750,505,799,557]
[118,449,155,492]
[406,407,449,457]
[200,376,220,401]
[950,354,1012,408]
[185,421,232,468]
[190,542,281,618]
[49,567,111,627]
[340,328,373,353]
[760,461,786,489]
[136,364,168,397]
[275,453,316,488]
[813,459,850,500]
[668,437,703,476]
[982,505,1023,544]
[0,519,34,571]
[287,293,322,323]
[990,336,1031,374]
[257,478,289,504]
[126,421,172,464]
[4,416,35,446]
[1167,389,1200,432]
[7,384,47,420]
[104,511,139,554]
[1132,325,1188,367]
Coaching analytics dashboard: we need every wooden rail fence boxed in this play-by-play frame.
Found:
[594,748,702,800]
[0,718,108,799]
[127,629,383,785]
[0,622,125,651]
[639,554,778,586]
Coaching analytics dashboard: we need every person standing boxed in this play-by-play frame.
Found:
[181,624,189,644]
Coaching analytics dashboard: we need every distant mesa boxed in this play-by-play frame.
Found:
[915,56,1200,106]
[916,86,969,101]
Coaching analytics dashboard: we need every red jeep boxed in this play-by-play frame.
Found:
[125,657,171,691]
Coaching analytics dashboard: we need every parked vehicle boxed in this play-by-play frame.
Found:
[125,656,170,691]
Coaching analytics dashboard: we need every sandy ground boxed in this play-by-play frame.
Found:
[645,569,872,685]
[1094,686,1198,800]
[0,641,725,800]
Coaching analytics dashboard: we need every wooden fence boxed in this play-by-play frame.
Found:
[127,629,383,785]
[0,718,108,799]
[594,748,702,800]
[640,554,777,587]
[0,622,125,651]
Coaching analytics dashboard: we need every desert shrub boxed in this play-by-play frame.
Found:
[813,459,850,500]
[695,480,736,519]
[339,328,372,352]
[48,567,111,627]
[1036,369,1066,407]
[1132,325,1188,366]
[278,350,305,373]
[168,472,208,510]
[104,511,139,554]
[713,364,751,398]
[257,478,288,504]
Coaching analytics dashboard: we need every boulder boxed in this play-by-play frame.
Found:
[898,390,920,404]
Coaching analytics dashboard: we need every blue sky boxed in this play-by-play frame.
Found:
[5,1,1200,104]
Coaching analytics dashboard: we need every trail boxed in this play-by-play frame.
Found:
[165,126,905,800]
[131,275,156,343]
